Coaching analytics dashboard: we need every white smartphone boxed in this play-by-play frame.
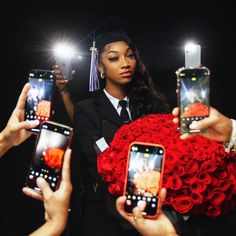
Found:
[185,43,201,68]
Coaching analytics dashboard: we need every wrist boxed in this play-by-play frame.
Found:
[30,219,66,236]
[57,85,69,95]
[0,130,13,157]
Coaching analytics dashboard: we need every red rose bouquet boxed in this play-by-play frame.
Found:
[97,114,236,218]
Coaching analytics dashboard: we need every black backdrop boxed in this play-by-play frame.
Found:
[1,2,236,235]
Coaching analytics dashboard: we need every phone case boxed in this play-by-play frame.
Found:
[123,141,165,218]
[25,121,73,192]
[25,69,55,133]
[176,67,210,133]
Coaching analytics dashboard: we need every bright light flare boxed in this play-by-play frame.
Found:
[53,43,76,59]
[184,42,199,54]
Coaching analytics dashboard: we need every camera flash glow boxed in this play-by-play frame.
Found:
[53,43,76,59]
[184,42,199,53]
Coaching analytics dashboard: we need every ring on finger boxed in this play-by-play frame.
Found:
[133,213,143,221]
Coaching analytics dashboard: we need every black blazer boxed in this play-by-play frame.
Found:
[73,90,124,183]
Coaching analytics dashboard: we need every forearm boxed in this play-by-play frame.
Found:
[0,130,13,157]
[61,92,74,122]
[57,86,74,123]
[224,119,236,152]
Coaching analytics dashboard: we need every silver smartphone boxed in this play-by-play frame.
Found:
[185,43,201,68]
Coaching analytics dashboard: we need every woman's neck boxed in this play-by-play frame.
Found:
[104,85,127,100]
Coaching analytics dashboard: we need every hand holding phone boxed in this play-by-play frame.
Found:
[176,67,210,133]
[24,69,55,133]
[25,121,73,192]
[123,142,165,218]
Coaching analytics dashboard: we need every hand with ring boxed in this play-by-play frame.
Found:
[133,212,144,222]
[116,188,177,236]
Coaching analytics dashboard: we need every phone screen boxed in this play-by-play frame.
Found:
[177,67,210,133]
[25,121,73,192]
[25,69,55,132]
[124,142,165,217]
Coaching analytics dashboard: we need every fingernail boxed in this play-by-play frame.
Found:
[190,121,198,129]
[28,120,39,125]
[137,200,145,207]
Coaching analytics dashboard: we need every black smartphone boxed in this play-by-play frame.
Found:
[176,67,210,133]
[25,69,55,133]
[25,121,73,192]
[123,142,165,218]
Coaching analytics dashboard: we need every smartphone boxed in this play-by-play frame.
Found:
[55,56,73,80]
[185,43,201,68]
[25,69,55,133]
[25,121,73,192]
[176,67,210,133]
[123,142,165,218]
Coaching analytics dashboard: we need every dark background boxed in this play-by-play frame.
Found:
[1,2,236,235]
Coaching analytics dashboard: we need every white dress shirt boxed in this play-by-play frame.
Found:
[103,89,132,120]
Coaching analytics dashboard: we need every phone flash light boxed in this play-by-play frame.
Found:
[54,43,76,59]
[184,43,200,53]
[191,77,197,81]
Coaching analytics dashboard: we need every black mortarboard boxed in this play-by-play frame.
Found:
[96,30,135,53]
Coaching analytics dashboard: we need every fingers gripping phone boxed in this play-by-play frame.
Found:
[176,67,210,133]
[25,121,73,192]
[25,69,55,133]
[123,142,165,218]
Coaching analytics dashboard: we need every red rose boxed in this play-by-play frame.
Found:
[190,179,207,193]
[172,196,194,214]
[206,191,225,206]
[191,193,203,204]
[184,160,199,174]
[167,175,182,190]
[205,205,221,218]
[200,160,217,172]
[197,171,212,184]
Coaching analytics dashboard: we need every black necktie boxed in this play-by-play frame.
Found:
[119,100,130,124]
